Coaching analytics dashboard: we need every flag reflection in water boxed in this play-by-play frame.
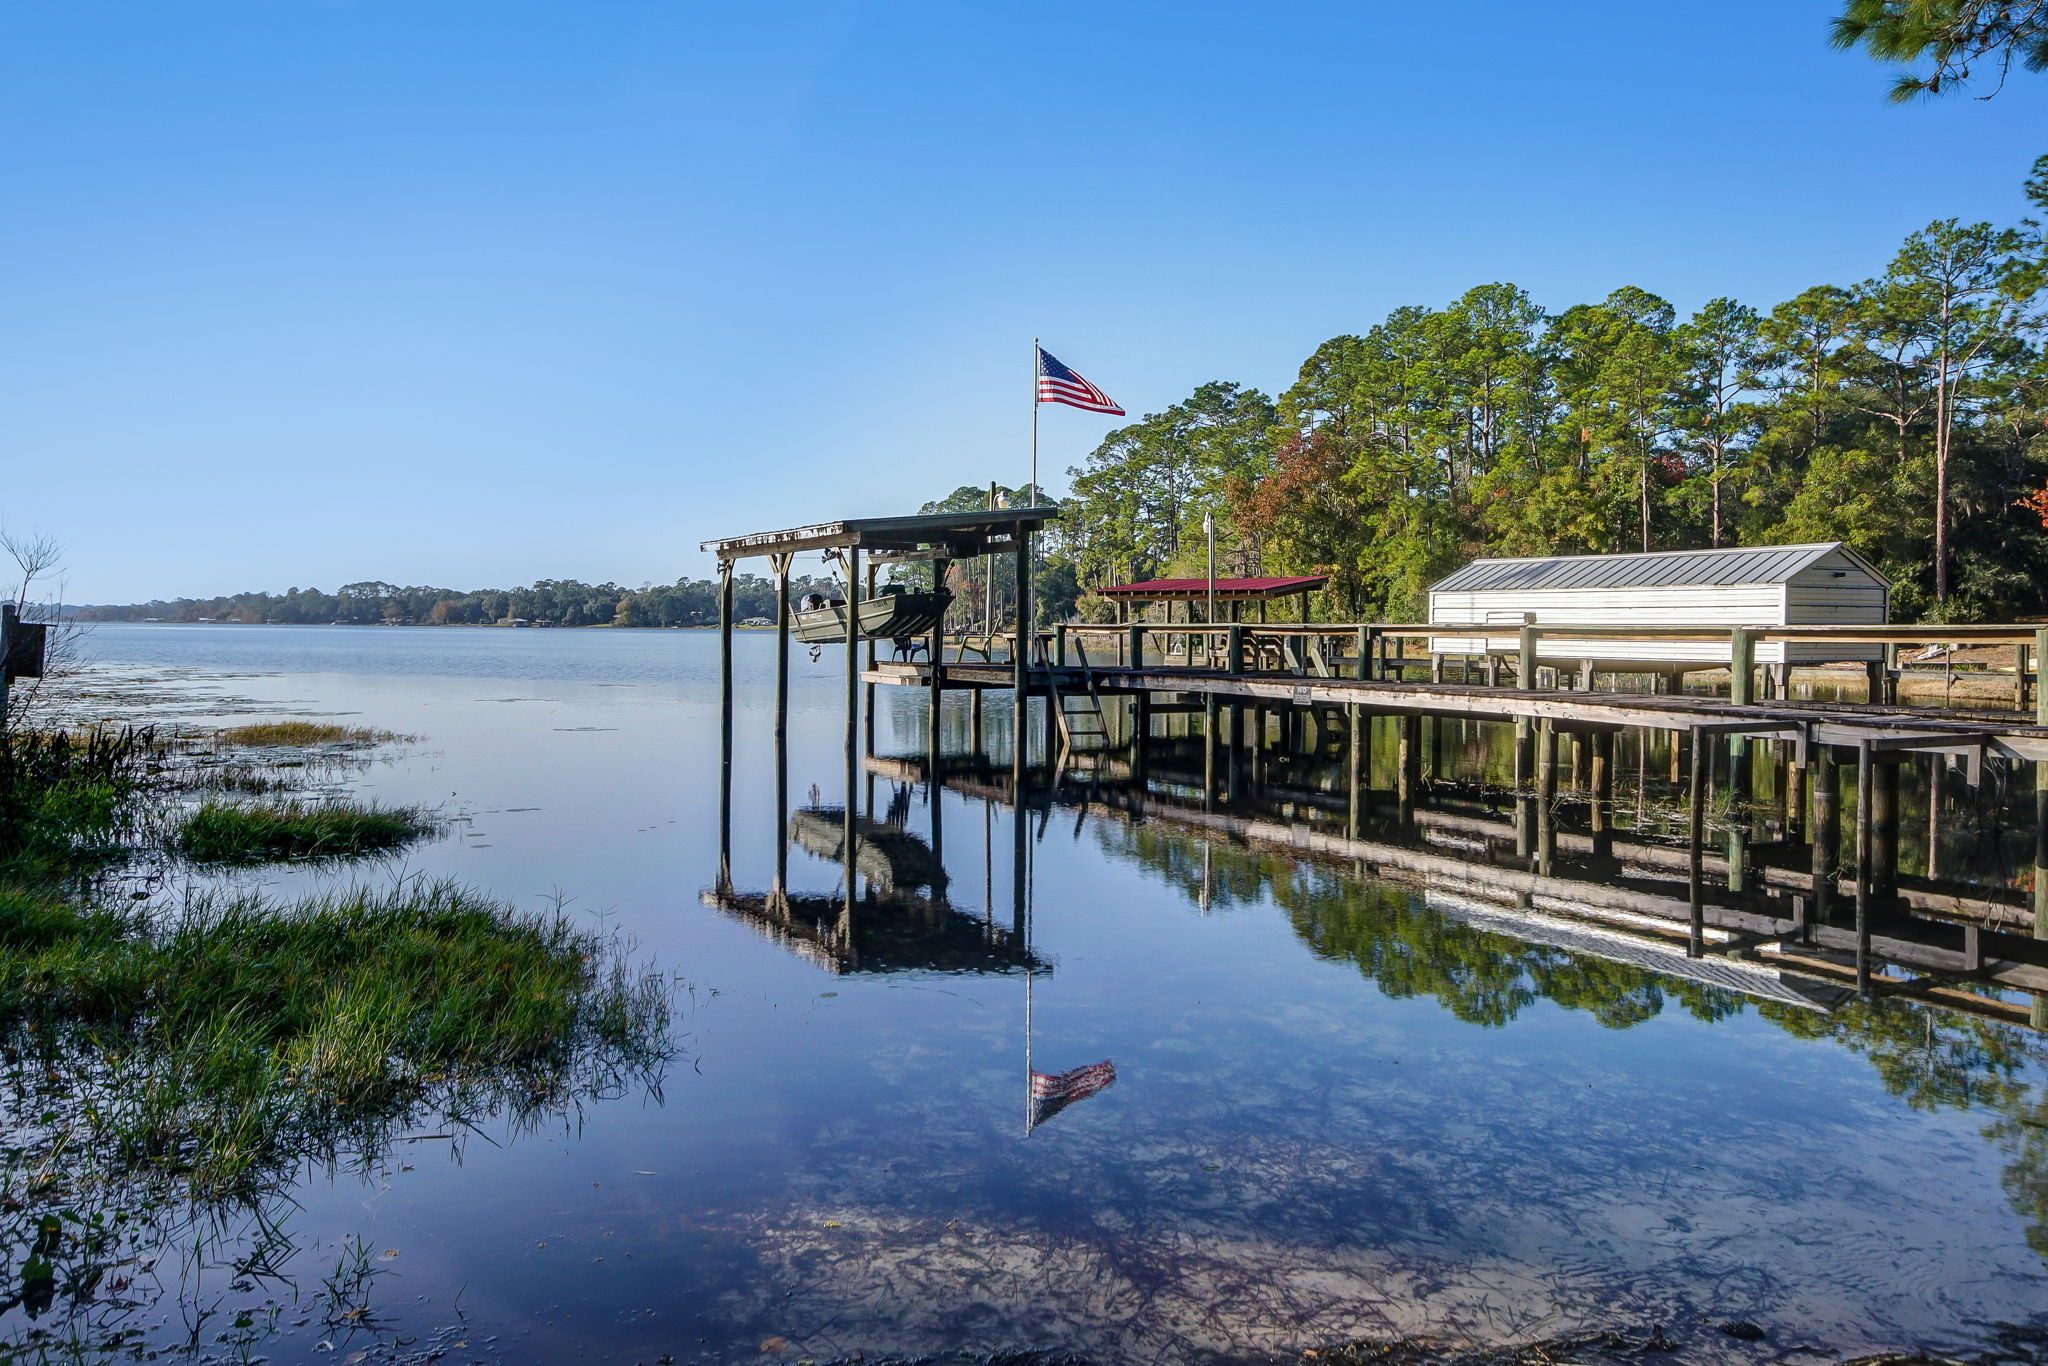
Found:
[1027,1059,1117,1133]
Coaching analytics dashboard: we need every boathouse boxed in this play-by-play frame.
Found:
[1426,542,1889,669]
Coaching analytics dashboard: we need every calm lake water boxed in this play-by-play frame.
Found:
[28,622,2048,1363]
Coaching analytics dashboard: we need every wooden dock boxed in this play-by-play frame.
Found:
[702,508,2048,1018]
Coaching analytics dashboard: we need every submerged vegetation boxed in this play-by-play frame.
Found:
[214,720,408,747]
[174,797,440,862]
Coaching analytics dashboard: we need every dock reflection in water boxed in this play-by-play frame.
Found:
[683,676,2048,1359]
[681,634,2048,1362]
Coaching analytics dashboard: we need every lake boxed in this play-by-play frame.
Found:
[21,621,2048,1364]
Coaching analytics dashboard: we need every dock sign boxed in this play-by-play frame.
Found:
[2,605,45,682]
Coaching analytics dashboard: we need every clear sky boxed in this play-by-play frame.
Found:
[5,1,2047,603]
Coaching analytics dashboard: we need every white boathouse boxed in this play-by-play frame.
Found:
[1426,542,1889,671]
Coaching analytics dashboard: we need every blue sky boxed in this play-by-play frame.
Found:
[4,1,2046,602]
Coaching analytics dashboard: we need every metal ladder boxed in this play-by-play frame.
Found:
[1045,638,1110,759]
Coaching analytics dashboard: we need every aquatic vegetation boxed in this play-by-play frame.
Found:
[0,878,671,1358]
[0,878,670,1197]
[214,721,409,747]
[173,797,439,862]
[0,726,154,882]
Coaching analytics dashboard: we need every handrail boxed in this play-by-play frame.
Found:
[1054,621,2048,643]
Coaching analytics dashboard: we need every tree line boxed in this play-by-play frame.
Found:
[75,574,836,628]
[1042,160,2048,624]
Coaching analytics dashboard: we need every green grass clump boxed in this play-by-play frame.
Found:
[0,727,153,882]
[174,798,439,863]
[0,879,670,1199]
[214,721,407,747]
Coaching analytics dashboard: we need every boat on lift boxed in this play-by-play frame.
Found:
[792,584,952,645]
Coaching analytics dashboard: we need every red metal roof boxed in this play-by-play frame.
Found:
[1096,575,1329,598]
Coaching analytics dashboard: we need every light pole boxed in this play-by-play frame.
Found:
[1204,510,1216,666]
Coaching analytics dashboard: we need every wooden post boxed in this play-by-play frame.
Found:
[2019,641,2033,715]
[1484,653,1499,689]
[772,553,792,749]
[1727,735,1750,893]
[1687,729,1705,956]
[1430,652,1444,684]
[720,557,737,770]
[1347,706,1364,839]
[1128,622,1145,671]
[1927,754,1944,882]
[929,557,949,770]
[2034,760,2048,1029]
[1517,618,1538,690]
[1227,623,1244,675]
[773,663,789,901]
[1729,627,1755,705]
[1354,625,1369,681]
[1014,537,1030,782]
[1811,746,1837,937]
[1535,719,1556,874]
[1203,698,1218,810]
[2035,629,2048,727]
[1513,717,1534,856]
[1589,730,1613,861]
[1865,659,1885,707]
[717,563,734,891]
[1055,620,1067,667]
[1784,744,1804,843]
[845,548,862,762]
[1855,739,1874,994]
[1398,713,1420,824]
[0,602,12,731]
[1874,754,1899,904]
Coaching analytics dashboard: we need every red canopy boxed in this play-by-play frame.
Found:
[1095,575,1329,601]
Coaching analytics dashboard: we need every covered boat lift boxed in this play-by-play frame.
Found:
[700,507,1063,799]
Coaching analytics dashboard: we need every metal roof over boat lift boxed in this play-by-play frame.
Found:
[1096,574,1331,602]
[702,507,1061,563]
[1429,541,1890,594]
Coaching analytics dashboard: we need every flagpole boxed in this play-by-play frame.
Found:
[1030,338,1040,506]
[1024,967,1034,1136]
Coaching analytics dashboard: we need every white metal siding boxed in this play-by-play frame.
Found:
[1427,575,1884,665]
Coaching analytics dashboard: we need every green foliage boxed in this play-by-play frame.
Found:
[1034,172,2048,624]
[0,879,670,1200]
[173,799,440,863]
[1832,0,2048,100]
[0,728,153,883]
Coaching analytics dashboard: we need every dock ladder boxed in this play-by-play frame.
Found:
[1045,638,1111,760]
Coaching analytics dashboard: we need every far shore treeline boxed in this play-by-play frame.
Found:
[75,576,838,628]
[79,158,2048,631]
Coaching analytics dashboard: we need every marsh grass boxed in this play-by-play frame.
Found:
[0,878,670,1201]
[214,722,409,747]
[0,727,154,882]
[174,798,440,863]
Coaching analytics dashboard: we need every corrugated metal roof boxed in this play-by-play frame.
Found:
[1429,543,1878,594]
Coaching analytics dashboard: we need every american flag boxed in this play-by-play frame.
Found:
[1027,1058,1116,1131]
[1036,347,1124,416]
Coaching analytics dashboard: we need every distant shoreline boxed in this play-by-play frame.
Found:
[70,619,794,630]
